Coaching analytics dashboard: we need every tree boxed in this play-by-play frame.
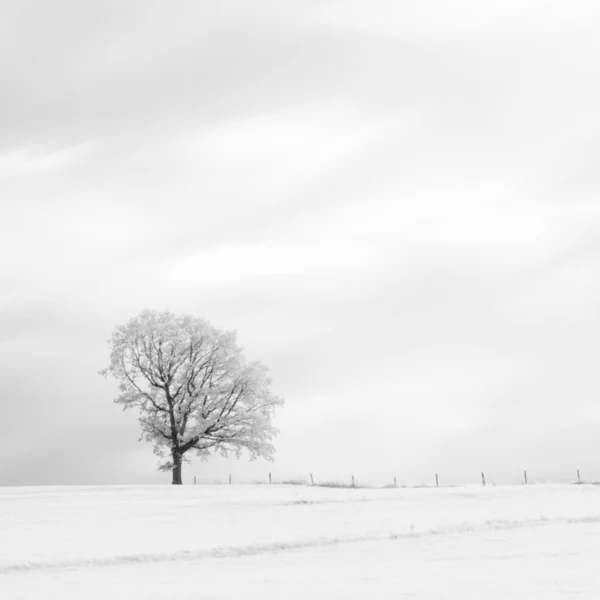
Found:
[101,310,284,484]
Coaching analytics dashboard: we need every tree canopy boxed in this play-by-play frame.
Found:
[101,310,284,484]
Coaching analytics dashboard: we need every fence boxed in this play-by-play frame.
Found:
[192,468,597,488]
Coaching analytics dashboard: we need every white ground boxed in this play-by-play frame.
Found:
[1,484,599,599]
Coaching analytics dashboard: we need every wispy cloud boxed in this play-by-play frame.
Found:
[0,142,93,180]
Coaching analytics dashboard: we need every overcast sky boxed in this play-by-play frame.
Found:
[2,0,600,487]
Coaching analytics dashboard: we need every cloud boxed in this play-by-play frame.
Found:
[0,142,94,181]
[2,0,600,485]
[315,0,600,40]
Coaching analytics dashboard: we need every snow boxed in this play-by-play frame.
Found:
[1,484,600,598]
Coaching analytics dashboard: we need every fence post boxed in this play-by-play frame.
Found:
[229,473,232,485]
[310,473,314,486]
[352,475,355,488]
[435,473,439,488]
[481,472,486,486]
[194,476,196,485]
[524,470,528,485]
[269,472,272,484]
[394,477,397,488]
[577,469,581,484]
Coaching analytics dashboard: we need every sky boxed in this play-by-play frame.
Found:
[2,0,600,487]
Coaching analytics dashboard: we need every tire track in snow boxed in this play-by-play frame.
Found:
[2,514,600,575]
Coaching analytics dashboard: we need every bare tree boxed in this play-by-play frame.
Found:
[101,310,283,484]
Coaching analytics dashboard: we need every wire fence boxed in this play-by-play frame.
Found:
[192,468,600,488]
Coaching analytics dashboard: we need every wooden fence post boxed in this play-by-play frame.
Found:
[435,473,439,488]
[524,470,528,485]
[229,473,232,485]
[481,472,486,486]
[310,473,314,486]
[351,475,355,488]
[269,472,272,484]
[577,469,581,484]
[194,476,196,485]
[394,477,397,488]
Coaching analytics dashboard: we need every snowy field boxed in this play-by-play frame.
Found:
[1,483,600,599]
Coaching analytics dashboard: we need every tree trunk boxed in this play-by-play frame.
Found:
[172,451,183,485]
